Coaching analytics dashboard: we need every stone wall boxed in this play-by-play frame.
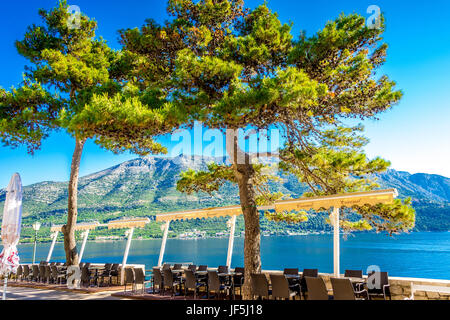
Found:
[261,270,450,300]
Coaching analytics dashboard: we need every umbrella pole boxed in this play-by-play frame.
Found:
[2,272,9,300]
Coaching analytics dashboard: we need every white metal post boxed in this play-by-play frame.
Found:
[226,215,237,268]
[158,221,171,267]
[78,230,90,262]
[46,231,59,262]
[333,207,340,278]
[121,228,135,285]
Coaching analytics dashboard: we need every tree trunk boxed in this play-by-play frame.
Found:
[236,163,261,300]
[62,137,86,266]
[226,129,261,300]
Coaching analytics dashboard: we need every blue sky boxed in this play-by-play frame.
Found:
[0,0,449,187]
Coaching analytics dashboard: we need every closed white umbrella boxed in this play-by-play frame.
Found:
[0,173,23,300]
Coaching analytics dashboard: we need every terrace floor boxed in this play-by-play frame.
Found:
[4,286,124,300]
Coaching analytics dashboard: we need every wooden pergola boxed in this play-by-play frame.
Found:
[155,189,398,276]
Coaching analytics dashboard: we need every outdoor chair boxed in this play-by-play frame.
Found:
[39,261,48,266]
[345,270,365,291]
[110,264,120,285]
[331,277,369,300]
[208,271,231,300]
[98,263,113,286]
[184,269,206,299]
[366,271,391,300]
[50,262,56,266]
[162,264,171,270]
[233,267,245,298]
[251,273,271,300]
[163,269,183,298]
[22,265,31,282]
[198,265,208,271]
[134,268,150,295]
[188,265,197,272]
[270,274,298,300]
[51,265,65,284]
[218,266,229,274]
[284,268,299,275]
[79,262,85,269]
[81,265,95,288]
[173,264,183,270]
[300,269,318,298]
[16,265,23,282]
[44,265,52,284]
[152,267,164,295]
[305,276,333,300]
[39,265,47,283]
[124,267,136,293]
[31,265,40,282]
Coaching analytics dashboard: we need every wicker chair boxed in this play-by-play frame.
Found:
[270,274,298,300]
[305,276,332,300]
[331,277,369,300]
[250,273,271,300]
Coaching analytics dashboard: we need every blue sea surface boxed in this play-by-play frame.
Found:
[15,232,450,280]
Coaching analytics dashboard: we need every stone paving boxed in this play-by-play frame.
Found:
[3,286,124,300]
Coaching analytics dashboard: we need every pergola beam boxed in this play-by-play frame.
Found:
[46,231,59,262]
[158,221,171,267]
[226,215,237,269]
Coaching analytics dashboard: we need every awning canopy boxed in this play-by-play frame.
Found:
[275,189,398,213]
[155,205,243,222]
[155,189,398,222]
[50,222,100,233]
[107,218,150,230]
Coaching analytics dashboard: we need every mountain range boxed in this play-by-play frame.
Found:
[1,155,449,240]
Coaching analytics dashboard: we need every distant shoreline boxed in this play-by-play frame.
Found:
[17,230,449,245]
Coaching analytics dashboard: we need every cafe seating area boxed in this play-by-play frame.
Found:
[11,261,123,289]
[116,264,392,301]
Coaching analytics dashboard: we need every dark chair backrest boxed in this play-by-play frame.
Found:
[305,277,329,300]
[367,271,389,291]
[39,261,48,266]
[84,263,91,269]
[345,270,363,278]
[111,263,120,272]
[32,265,39,278]
[81,266,91,283]
[125,268,135,284]
[134,268,145,284]
[331,278,356,300]
[39,265,46,280]
[163,269,175,288]
[17,265,23,277]
[51,265,59,278]
[198,265,208,271]
[173,264,182,270]
[234,267,245,274]
[270,274,291,299]
[104,263,113,271]
[208,271,221,292]
[218,266,228,274]
[45,265,51,278]
[251,274,270,299]
[23,265,30,277]
[50,262,56,266]
[153,268,163,287]
[284,268,299,275]
[188,265,197,272]
[79,262,85,269]
[185,270,197,290]
[162,264,171,270]
[303,269,318,278]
